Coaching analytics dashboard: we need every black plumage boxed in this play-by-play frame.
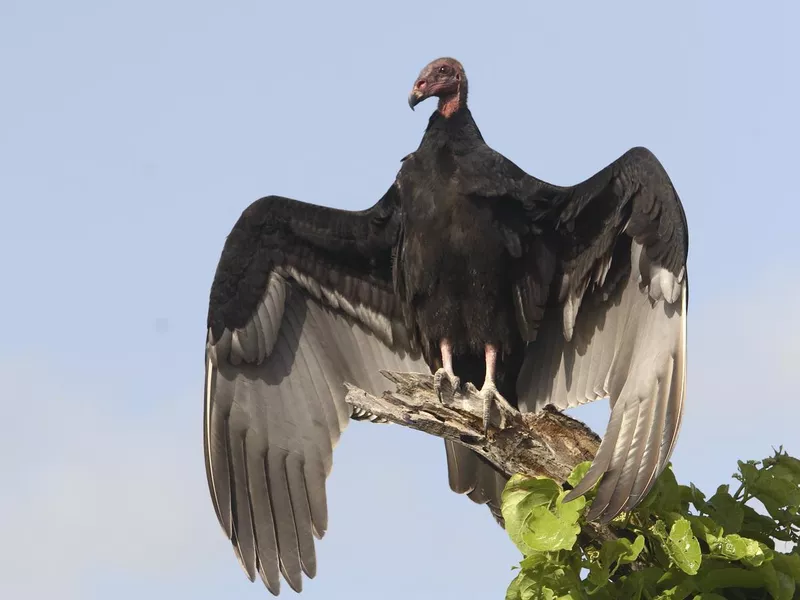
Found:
[204,57,689,594]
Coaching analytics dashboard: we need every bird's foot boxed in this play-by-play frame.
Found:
[465,382,519,434]
[433,368,461,403]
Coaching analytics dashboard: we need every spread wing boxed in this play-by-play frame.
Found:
[204,185,429,595]
[515,146,689,522]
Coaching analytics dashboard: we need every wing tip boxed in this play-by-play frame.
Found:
[258,565,282,597]
[232,541,258,583]
[280,561,304,595]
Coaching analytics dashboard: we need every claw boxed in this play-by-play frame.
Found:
[433,367,461,403]
[466,381,519,433]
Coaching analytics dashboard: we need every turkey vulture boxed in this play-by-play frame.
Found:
[204,57,688,594]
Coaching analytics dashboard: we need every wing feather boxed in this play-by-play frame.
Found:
[510,147,688,522]
[205,274,429,594]
[230,420,257,580]
[204,186,435,594]
[518,240,687,522]
[444,440,477,494]
[248,447,281,593]
[443,440,509,525]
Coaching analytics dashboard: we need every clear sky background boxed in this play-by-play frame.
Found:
[2,1,799,598]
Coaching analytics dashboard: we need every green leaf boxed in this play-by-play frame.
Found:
[642,466,685,515]
[765,450,800,490]
[587,535,646,589]
[749,470,800,517]
[741,543,771,568]
[686,515,721,542]
[514,550,584,598]
[756,561,796,600]
[651,578,696,599]
[566,461,592,489]
[736,460,760,488]
[667,519,702,575]
[693,594,728,600]
[521,490,585,552]
[621,535,646,564]
[705,487,744,535]
[605,535,645,572]
[698,565,766,592]
[773,552,800,584]
[506,570,539,600]
[655,568,692,594]
[502,475,563,554]
[507,563,574,600]
[706,532,764,564]
[773,452,800,480]
[519,552,550,571]
[741,503,781,537]
[652,518,702,575]
[685,483,707,511]
[519,506,570,552]
[615,568,663,600]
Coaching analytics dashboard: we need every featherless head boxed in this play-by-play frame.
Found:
[408,57,468,118]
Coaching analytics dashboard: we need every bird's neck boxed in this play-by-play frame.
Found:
[438,80,468,119]
[423,107,484,150]
[438,94,462,119]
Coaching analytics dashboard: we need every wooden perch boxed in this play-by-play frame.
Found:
[344,370,600,484]
[345,370,626,553]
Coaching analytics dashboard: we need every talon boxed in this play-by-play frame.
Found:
[434,367,460,403]
[467,381,517,433]
[433,338,459,403]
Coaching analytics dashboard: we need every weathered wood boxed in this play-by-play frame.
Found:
[345,370,601,484]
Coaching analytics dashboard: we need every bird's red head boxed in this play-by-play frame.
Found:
[408,57,467,118]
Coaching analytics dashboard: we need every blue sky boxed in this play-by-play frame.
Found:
[1,1,799,598]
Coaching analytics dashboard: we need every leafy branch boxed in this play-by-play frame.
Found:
[504,449,800,600]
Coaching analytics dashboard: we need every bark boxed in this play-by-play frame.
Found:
[344,370,639,564]
[345,370,600,483]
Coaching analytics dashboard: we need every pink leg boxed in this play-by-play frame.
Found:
[433,338,460,401]
[466,343,518,433]
[484,343,498,386]
[441,338,455,375]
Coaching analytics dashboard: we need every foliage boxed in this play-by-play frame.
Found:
[502,448,800,600]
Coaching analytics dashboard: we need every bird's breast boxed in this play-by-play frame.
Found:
[401,189,509,290]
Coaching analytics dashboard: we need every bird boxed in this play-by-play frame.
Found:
[203,57,688,595]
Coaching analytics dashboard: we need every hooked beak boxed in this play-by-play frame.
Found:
[408,89,425,110]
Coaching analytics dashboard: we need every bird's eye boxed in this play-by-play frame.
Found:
[438,66,449,74]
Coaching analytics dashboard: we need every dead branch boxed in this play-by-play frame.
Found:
[344,370,635,560]
[345,370,600,483]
